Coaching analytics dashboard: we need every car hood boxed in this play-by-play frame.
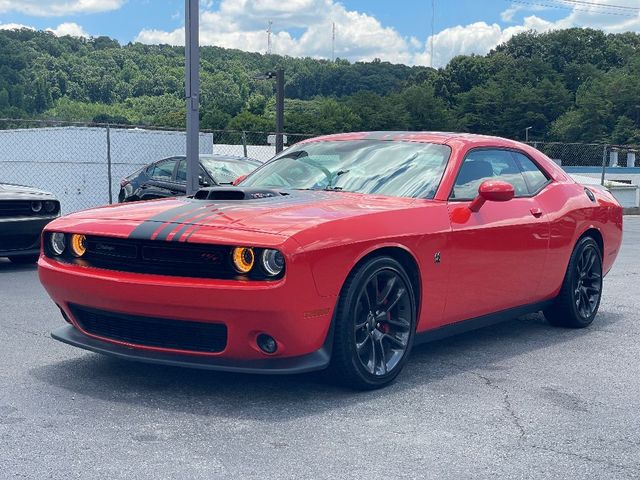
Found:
[65,189,418,238]
[0,182,55,199]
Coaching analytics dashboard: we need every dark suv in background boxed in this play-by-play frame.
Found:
[119,154,261,202]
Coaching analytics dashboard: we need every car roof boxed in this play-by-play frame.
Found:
[155,154,260,165]
[301,131,525,148]
[199,154,260,164]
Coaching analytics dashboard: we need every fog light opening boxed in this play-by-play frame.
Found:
[257,334,278,354]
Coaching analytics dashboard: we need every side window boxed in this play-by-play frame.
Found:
[149,159,177,181]
[175,159,187,183]
[512,152,549,195]
[452,149,528,200]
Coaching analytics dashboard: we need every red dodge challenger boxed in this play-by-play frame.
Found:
[39,132,623,389]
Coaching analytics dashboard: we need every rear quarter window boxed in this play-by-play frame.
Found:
[512,152,550,194]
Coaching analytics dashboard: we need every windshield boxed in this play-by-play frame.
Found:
[241,140,451,198]
[202,158,258,184]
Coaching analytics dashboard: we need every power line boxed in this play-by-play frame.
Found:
[506,0,640,17]
[556,0,639,11]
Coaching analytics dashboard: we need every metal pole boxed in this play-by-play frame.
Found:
[106,124,113,204]
[242,131,248,157]
[185,0,200,195]
[275,69,284,154]
[601,144,607,186]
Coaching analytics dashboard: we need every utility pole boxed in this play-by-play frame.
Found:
[254,70,285,153]
[267,21,273,55]
[430,0,435,68]
[332,22,336,62]
[185,0,200,195]
[276,69,285,154]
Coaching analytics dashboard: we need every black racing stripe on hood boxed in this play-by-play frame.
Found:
[151,205,214,241]
[128,202,206,240]
[168,210,224,242]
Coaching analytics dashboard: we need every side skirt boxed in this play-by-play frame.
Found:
[414,300,553,345]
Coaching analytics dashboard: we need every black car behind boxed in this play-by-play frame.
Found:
[119,154,261,202]
[0,183,60,264]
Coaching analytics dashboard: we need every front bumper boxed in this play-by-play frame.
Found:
[0,216,55,256]
[39,256,336,368]
[52,324,331,374]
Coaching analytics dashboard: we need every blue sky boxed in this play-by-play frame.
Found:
[0,1,638,67]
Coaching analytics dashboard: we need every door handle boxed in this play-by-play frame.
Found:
[530,207,543,218]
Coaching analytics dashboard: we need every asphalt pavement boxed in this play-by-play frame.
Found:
[1,218,639,479]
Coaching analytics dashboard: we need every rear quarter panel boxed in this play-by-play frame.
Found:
[535,181,622,300]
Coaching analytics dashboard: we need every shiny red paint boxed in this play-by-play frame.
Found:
[38,132,623,368]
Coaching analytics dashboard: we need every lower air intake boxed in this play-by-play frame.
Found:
[70,304,227,353]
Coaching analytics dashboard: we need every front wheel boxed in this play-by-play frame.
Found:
[329,256,417,390]
[544,236,603,328]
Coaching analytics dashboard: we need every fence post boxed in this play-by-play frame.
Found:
[242,131,248,157]
[106,124,113,204]
[600,144,607,186]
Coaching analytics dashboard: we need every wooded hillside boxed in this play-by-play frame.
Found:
[1,28,639,143]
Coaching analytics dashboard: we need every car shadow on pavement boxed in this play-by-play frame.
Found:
[29,310,624,421]
[0,259,37,273]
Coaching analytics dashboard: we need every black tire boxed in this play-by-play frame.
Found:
[544,236,603,328]
[328,256,417,390]
[8,255,39,265]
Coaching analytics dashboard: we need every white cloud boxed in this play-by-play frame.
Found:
[415,0,640,67]
[136,0,411,64]
[0,21,90,37]
[134,0,640,67]
[47,22,89,37]
[0,22,34,31]
[0,0,125,16]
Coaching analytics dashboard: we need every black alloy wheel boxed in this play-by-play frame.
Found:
[545,236,603,328]
[329,256,416,389]
[573,243,602,320]
[354,268,412,376]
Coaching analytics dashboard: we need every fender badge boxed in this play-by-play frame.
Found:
[304,308,330,319]
[434,252,441,264]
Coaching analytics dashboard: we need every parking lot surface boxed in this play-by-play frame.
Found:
[1,218,639,479]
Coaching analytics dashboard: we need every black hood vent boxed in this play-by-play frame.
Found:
[194,187,288,201]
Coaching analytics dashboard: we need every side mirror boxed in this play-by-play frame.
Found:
[233,174,248,186]
[198,175,210,187]
[469,180,514,212]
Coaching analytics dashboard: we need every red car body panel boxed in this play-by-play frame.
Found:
[38,132,623,372]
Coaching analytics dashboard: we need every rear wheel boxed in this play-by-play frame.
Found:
[8,255,39,265]
[544,236,603,328]
[329,256,416,390]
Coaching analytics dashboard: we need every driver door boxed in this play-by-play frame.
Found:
[442,148,551,325]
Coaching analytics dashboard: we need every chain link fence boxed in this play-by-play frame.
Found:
[0,119,312,213]
[527,141,640,208]
[1,119,638,213]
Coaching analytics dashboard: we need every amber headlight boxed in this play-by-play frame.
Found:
[69,234,87,257]
[261,249,285,276]
[232,247,255,273]
[50,233,66,256]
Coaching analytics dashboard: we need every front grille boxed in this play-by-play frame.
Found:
[0,200,59,218]
[0,234,39,251]
[70,304,227,353]
[0,201,32,217]
[80,236,232,279]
